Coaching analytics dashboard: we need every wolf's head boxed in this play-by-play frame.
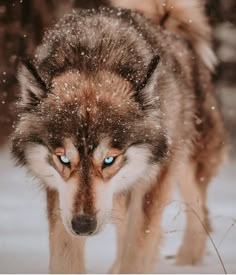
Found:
[12,9,169,236]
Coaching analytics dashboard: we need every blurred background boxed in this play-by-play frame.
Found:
[0,0,235,273]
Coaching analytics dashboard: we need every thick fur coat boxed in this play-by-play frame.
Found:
[12,1,225,273]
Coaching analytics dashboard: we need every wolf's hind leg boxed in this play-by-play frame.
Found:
[176,162,210,265]
[47,190,86,274]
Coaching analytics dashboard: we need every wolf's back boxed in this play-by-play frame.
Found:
[111,0,217,71]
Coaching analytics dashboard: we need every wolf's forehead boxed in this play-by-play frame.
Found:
[52,71,83,92]
[59,137,112,161]
[51,70,131,95]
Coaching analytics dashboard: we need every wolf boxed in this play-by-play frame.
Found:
[12,0,225,273]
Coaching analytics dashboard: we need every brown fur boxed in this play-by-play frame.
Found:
[111,0,217,71]
[11,4,225,273]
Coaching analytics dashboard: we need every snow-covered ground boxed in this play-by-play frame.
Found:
[0,144,235,274]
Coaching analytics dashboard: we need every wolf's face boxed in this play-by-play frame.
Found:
[12,57,168,236]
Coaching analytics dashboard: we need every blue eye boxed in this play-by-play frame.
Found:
[58,155,70,166]
[103,156,115,167]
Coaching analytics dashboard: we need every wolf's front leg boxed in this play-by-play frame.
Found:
[109,194,129,273]
[119,168,172,274]
[47,190,86,274]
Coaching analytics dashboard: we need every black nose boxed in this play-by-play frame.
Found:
[71,214,97,235]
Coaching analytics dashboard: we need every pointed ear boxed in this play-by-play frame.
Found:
[136,54,160,93]
[134,54,160,110]
[18,58,47,110]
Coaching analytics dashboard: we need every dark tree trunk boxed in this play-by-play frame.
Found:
[0,0,74,146]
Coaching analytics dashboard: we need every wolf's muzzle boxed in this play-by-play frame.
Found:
[71,214,97,236]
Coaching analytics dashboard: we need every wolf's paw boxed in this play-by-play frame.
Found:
[108,262,121,274]
[176,242,205,265]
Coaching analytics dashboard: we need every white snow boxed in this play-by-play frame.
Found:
[0,144,235,273]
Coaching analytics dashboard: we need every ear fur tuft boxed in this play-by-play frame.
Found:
[136,54,160,93]
[134,54,160,110]
[18,58,47,110]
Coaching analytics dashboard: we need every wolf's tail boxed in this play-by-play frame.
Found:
[111,0,217,71]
